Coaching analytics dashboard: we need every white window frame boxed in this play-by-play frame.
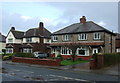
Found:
[8,38,13,43]
[76,47,89,56]
[62,35,69,41]
[53,36,58,41]
[23,48,32,53]
[61,47,72,55]
[26,38,32,43]
[6,48,13,53]
[94,33,101,40]
[78,33,87,40]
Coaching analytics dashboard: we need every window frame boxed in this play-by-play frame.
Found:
[8,38,13,43]
[52,36,58,41]
[61,47,72,55]
[62,35,70,41]
[78,33,87,40]
[76,47,89,56]
[93,33,101,40]
[26,38,32,43]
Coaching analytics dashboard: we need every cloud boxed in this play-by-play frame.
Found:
[97,21,106,26]
[21,16,32,20]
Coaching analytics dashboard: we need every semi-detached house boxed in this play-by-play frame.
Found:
[50,16,116,60]
[6,22,51,54]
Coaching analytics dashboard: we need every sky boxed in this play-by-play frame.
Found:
[0,2,118,36]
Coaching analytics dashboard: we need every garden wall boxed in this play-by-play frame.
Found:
[12,57,61,66]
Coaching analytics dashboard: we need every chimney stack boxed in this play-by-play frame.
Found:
[10,27,15,31]
[80,16,86,23]
[39,22,44,36]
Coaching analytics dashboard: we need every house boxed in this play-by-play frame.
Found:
[50,16,116,60]
[6,22,51,54]
[0,33,6,54]
[115,33,120,52]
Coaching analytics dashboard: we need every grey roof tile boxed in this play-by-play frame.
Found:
[0,33,6,42]
[52,21,115,35]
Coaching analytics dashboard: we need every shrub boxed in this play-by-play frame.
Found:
[56,54,63,60]
[76,58,82,61]
[3,56,10,61]
[14,53,34,58]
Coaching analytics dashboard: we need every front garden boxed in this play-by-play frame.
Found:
[2,52,89,66]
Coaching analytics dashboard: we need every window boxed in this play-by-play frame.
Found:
[61,47,72,55]
[78,33,87,40]
[23,48,32,53]
[77,47,89,56]
[6,48,13,53]
[62,35,70,41]
[52,48,56,54]
[53,36,58,41]
[26,38,32,43]
[94,33,101,40]
[8,38,13,43]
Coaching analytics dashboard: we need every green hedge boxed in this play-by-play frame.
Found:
[103,53,120,66]
[14,53,34,58]
[92,53,120,67]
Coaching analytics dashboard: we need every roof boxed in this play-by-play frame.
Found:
[24,27,51,38]
[52,21,116,35]
[11,30,24,39]
[0,33,6,42]
[116,33,120,39]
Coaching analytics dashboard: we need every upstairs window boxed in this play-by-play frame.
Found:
[62,35,70,41]
[78,33,87,40]
[26,38,32,43]
[8,38,13,43]
[94,33,101,40]
[53,36,58,41]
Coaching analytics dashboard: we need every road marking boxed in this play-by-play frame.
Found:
[49,74,90,82]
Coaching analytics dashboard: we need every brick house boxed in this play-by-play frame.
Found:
[50,16,116,60]
[6,22,51,53]
[116,33,120,52]
[0,33,6,54]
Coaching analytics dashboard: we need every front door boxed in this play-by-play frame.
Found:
[93,48,98,54]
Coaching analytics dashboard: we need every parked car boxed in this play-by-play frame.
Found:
[33,52,48,58]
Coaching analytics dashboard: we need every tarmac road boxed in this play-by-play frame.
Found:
[2,61,119,83]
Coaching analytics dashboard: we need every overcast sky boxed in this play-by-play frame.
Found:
[1,2,118,35]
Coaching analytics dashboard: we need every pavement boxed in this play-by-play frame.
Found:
[2,60,119,77]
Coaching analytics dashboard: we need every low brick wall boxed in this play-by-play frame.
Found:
[61,55,92,60]
[12,57,61,66]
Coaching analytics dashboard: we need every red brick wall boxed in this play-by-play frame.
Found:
[60,55,92,60]
[12,57,61,66]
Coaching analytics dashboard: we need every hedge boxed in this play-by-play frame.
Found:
[103,53,120,66]
[93,53,120,67]
[14,53,34,58]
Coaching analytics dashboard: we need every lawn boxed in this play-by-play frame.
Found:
[61,60,89,66]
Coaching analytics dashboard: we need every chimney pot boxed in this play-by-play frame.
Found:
[80,16,86,23]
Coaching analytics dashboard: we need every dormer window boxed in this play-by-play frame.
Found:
[62,35,70,41]
[94,33,101,40]
[53,36,58,41]
[26,38,32,43]
[78,33,87,40]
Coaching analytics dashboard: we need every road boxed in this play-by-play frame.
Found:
[2,61,119,83]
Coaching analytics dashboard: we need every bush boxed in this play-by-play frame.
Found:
[3,56,10,61]
[14,53,34,58]
[56,54,63,60]
[76,58,82,61]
